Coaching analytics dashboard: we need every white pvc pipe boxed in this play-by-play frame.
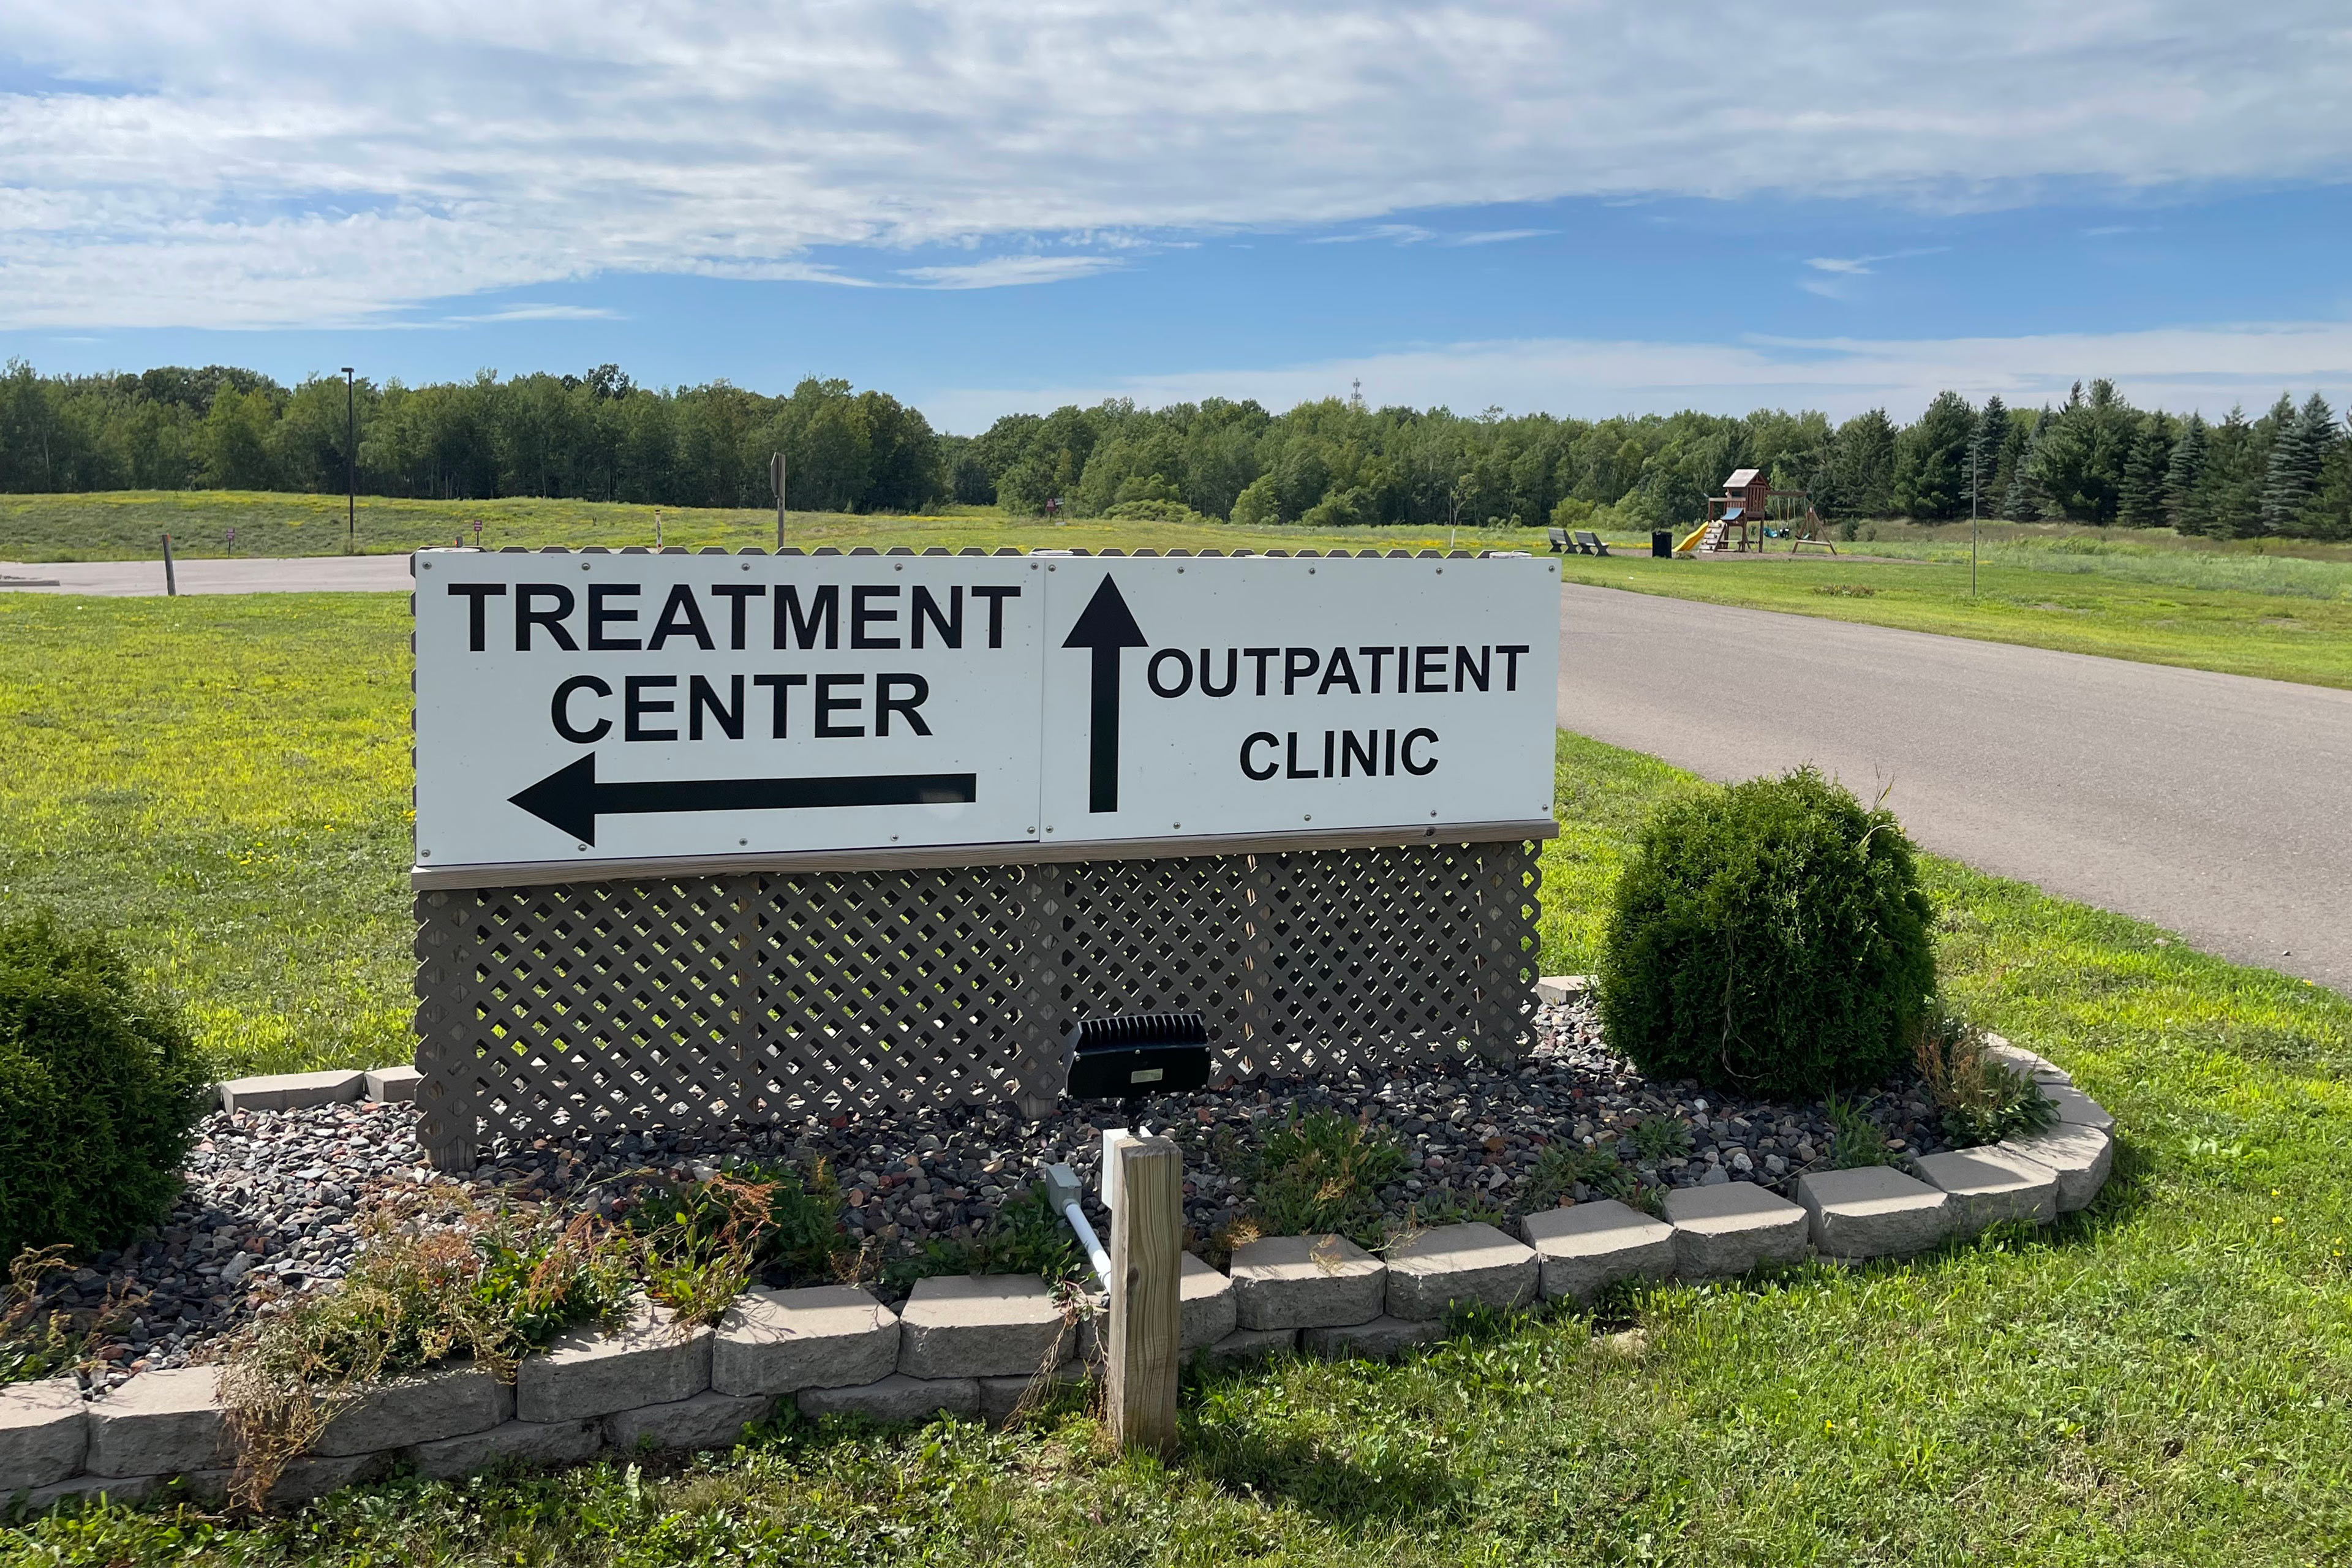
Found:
[1061,1200,1114,1288]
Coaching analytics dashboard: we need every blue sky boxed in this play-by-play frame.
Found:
[4,1,2350,432]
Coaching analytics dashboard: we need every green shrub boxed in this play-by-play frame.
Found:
[1596,767,1937,1098]
[0,911,211,1263]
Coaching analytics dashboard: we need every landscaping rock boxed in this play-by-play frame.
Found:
[408,1417,603,1480]
[1999,1124,2114,1212]
[2047,1086,2114,1132]
[1303,1316,1449,1360]
[216,1070,366,1114]
[516,1297,712,1423]
[1383,1223,1537,1319]
[363,1065,422,1103]
[1521,1200,1676,1302]
[1227,1234,1385,1330]
[312,1363,511,1456]
[1661,1184,1809,1277]
[606,1390,772,1453]
[1915,1147,2059,1227]
[796,1373,979,1424]
[710,1284,899,1396]
[1795,1167,1951,1259]
[978,1362,1087,1425]
[85,1366,228,1477]
[0,1378,86,1491]
[897,1275,1066,1380]
[1185,1327,1298,1366]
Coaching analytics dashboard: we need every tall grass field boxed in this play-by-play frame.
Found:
[3,594,2350,1564]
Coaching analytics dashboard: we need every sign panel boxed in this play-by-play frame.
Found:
[412,550,1559,873]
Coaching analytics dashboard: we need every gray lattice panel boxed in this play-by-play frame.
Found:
[414,842,1541,1168]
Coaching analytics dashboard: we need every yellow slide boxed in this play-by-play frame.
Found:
[1674,522,1711,556]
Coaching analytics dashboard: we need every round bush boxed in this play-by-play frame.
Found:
[0,912,210,1264]
[1596,767,1937,1098]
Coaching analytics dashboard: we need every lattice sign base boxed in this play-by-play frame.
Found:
[413,841,1542,1169]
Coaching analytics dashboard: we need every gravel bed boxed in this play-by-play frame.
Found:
[42,998,1962,1382]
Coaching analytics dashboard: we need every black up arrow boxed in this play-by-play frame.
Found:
[1061,573,1147,813]
[509,753,976,845]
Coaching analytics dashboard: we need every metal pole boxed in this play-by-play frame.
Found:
[161,533,177,596]
[771,451,786,550]
[1970,442,1980,597]
[342,367,356,554]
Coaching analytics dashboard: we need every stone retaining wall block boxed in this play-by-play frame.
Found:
[312,1364,512,1456]
[2046,1086,2114,1131]
[1998,1125,2114,1213]
[796,1374,981,1424]
[1303,1316,1449,1360]
[363,1066,422,1103]
[978,1362,1087,1426]
[1384,1222,1538,1319]
[1914,1147,2060,1227]
[1521,1201,1676,1302]
[1227,1235,1385,1330]
[711,1285,900,1396]
[1180,1253,1238,1349]
[0,1378,86,1490]
[21,1472,160,1511]
[516,1297,712,1423]
[897,1275,1066,1380]
[216,1070,366,1114]
[606,1390,774,1453]
[1983,1039,2070,1085]
[85,1366,228,1478]
[1185,1327,1300,1366]
[408,1417,604,1480]
[1795,1167,1951,1259]
[1661,1184,1809,1278]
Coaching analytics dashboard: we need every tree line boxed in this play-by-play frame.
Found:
[3,360,2345,538]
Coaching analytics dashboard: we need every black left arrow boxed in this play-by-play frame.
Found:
[1062,573,1148,813]
[509,753,977,845]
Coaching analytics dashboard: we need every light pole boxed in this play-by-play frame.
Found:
[341,367,356,554]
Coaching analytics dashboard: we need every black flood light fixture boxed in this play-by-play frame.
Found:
[1062,1011,1212,1115]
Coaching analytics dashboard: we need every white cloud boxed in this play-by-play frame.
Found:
[443,304,622,322]
[1,1,2348,327]
[918,320,2352,431]
[895,255,1124,289]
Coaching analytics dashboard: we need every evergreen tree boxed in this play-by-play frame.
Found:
[1891,390,1973,519]
[2163,414,2209,533]
[2116,413,2171,527]
[1830,408,1898,519]
[2003,409,2053,521]
[1970,394,2006,515]
[2197,407,2263,537]
[2261,392,2335,533]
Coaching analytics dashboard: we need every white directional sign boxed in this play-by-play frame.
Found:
[412,549,1559,874]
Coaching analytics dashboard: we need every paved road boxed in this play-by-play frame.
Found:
[0,556,414,595]
[1559,582,2352,995]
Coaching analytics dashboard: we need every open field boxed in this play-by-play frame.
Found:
[6,595,2352,1564]
[0,491,1534,563]
[1559,524,2352,692]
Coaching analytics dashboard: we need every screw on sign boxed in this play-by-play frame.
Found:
[472,519,483,546]
[225,526,235,554]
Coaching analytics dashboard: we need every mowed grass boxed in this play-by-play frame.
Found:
[1558,527,2352,690]
[0,490,1535,563]
[4,598,2352,1561]
[0,594,414,1076]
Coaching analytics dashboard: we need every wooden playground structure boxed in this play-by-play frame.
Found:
[1675,468,1836,555]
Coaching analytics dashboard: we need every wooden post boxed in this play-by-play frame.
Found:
[1108,1135,1182,1455]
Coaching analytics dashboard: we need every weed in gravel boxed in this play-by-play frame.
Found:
[1240,1110,1409,1247]
[1915,1004,2058,1146]
[1824,1093,1898,1167]
[1630,1114,1694,1164]
[882,1182,1084,1289]
[1525,1141,1634,1208]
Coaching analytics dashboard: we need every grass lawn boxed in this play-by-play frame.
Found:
[7,599,2352,1564]
[1557,526,2352,692]
[0,490,1536,564]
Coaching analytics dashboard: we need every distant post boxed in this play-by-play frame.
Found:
[161,533,177,596]
[769,452,786,550]
[1107,1136,1182,1456]
[341,367,357,554]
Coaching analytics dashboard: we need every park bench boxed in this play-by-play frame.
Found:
[1573,530,1610,557]
[1547,527,1569,553]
